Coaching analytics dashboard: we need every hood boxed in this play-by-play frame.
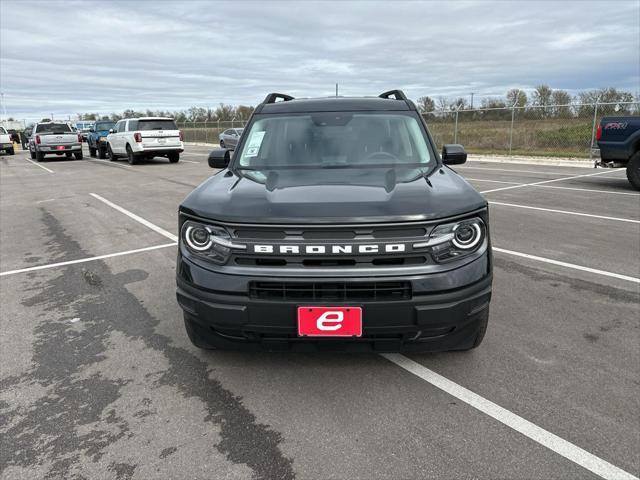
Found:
[180,166,486,224]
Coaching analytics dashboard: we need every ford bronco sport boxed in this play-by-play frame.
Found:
[176,90,492,352]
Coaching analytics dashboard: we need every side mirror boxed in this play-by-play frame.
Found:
[208,149,231,169]
[109,129,116,134]
[442,144,467,165]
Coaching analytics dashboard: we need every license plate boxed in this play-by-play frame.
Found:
[56,145,65,150]
[297,307,362,337]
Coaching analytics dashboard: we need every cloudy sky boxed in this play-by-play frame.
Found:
[1,0,638,121]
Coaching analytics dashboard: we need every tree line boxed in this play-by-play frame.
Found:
[417,86,638,119]
[74,104,255,123]
[58,85,638,125]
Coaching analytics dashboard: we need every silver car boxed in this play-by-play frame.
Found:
[219,128,243,149]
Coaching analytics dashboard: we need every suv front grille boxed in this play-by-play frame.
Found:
[249,281,412,301]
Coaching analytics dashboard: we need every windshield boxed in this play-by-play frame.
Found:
[137,119,177,130]
[95,122,115,131]
[235,112,434,170]
[36,123,73,134]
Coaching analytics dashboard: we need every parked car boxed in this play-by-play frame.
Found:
[595,116,640,189]
[0,126,14,155]
[75,121,93,142]
[107,117,184,165]
[87,120,116,159]
[29,122,83,161]
[219,128,243,149]
[176,90,492,352]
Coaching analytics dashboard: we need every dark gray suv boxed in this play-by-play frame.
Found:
[177,90,492,352]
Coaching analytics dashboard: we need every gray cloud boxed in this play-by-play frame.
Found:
[1,0,638,121]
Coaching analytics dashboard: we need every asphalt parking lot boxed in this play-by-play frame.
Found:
[1,144,638,480]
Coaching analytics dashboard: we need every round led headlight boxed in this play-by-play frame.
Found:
[185,225,213,251]
[452,222,482,250]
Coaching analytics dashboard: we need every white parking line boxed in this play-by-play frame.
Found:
[533,184,640,196]
[457,165,574,176]
[181,160,200,164]
[382,354,639,480]
[489,201,640,224]
[0,243,176,277]
[465,178,521,185]
[493,247,640,284]
[87,158,133,169]
[89,193,178,242]
[480,169,624,194]
[25,158,54,173]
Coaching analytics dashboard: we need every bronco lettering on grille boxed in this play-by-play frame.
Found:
[252,244,406,254]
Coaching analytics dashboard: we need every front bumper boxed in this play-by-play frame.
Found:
[1,143,13,150]
[176,254,492,352]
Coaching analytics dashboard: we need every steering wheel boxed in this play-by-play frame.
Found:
[363,151,398,163]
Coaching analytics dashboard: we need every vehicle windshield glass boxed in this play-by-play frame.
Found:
[235,112,434,170]
[137,120,177,130]
[37,123,72,134]
[95,122,115,131]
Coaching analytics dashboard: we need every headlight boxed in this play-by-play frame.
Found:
[181,220,242,264]
[414,217,486,263]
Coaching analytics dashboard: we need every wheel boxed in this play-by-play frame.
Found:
[75,151,83,160]
[7,147,14,155]
[30,149,36,160]
[219,140,225,148]
[626,151,640,190]
[89,146,97,157]
[184,314,217,350]
[456,308,489,351]
[98,146,107,159]
[168,152,180,163]
[107,144,117,160]
[126,145,138,165]
[36,151,45,162]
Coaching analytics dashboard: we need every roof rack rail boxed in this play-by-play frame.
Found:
[263,93,295,104]
[379,90,408,101]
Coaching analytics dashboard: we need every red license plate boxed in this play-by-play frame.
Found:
[56,146,65,150]
[297,307,362,337]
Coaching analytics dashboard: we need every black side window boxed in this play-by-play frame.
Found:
[128,120,138,131]
[116,121,125,133]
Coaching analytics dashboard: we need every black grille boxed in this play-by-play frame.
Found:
[249,281,412,301]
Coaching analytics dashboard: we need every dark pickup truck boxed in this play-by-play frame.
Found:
[595,116,640,189]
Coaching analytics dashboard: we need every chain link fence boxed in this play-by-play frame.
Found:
[176,120,247,144]
[424,101,639,158]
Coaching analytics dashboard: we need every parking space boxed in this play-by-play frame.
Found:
[1,145,638,479]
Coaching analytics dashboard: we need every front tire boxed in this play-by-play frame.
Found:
[184,314,217,350]
[168,152,180,163]
[98,146,107,159]
[626,151,640,190]
[36,151,45,162]
[126,145,138,165]
[107,144,117,160]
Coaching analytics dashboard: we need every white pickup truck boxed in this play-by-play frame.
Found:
[0,126,15,155]
[29,122,83,161]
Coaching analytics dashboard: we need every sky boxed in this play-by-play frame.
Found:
[1,0,639,121]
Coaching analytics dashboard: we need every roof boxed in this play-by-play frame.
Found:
[258,96,413,114]
[121,117,174,121]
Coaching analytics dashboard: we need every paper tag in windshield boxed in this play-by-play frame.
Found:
[244,131,265,157]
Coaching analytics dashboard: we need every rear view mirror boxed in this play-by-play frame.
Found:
[208,149,231,169]
[109,129,116,134]
[442,144,467,165]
